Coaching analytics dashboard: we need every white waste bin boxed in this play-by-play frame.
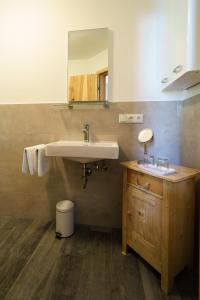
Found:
[56,200,74,238]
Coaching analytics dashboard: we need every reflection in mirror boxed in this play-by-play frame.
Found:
[67,28,109,103]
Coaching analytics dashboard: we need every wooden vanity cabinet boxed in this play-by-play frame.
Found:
[121,161,199,294]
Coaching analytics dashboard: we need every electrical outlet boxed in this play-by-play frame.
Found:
[119,114,144,124]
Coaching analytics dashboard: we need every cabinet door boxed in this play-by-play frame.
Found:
[160,0,187,84]
[127,185,162,271]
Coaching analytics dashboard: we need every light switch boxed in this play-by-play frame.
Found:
[119,114,144,124]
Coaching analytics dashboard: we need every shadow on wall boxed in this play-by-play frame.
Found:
[43,158,77,219]
[46,157,123,228]
[181,95,200,168]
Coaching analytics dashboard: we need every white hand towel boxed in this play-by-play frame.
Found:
[22,146,37,175]
[36,144,51,177]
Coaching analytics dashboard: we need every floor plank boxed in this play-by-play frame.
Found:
[138,259,183,300]
[0,217,197,300]
[29,226,91,300]
[0,218,50,299]
[110,230,145,300]
[5,223,64,300]
[73,230,112,300]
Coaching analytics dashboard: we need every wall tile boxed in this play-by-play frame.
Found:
[0,101,180,227]
[181,95,200,168]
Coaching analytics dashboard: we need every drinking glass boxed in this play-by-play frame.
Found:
[148,155,155,166]
[157,157,169,169]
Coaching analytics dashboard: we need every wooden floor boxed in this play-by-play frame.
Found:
[0,216,197,300]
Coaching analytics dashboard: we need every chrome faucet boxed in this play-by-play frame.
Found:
[82,123,90,142]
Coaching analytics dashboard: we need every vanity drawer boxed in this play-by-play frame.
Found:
[127,169,163,196]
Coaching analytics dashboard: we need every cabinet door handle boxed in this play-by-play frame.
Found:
[138,209,144,217]
[161,77,169,84]
[127,210,132,215]
[173,65,183,74]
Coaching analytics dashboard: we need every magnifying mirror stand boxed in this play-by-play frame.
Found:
[143,143,148,161]
[137,128,154,165]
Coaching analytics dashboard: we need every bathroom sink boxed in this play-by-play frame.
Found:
[45,140,119,163]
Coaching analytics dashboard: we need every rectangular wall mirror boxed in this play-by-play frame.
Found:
[67,28,109,104]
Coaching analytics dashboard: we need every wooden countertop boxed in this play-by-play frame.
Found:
[121,160,200,183]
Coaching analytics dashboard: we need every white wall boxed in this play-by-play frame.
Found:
[68,49,108,76]
[0,0,183,103]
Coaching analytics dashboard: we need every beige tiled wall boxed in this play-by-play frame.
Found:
[180,95,200,168]
[0,101,180,227]
[180,95,200,257]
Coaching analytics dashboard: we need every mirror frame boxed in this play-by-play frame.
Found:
[138,128,153,143]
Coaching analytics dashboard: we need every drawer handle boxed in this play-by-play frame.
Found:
[127,210,132,215]
[136,178,150,190]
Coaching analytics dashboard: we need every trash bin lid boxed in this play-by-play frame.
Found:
[56,200,74,212]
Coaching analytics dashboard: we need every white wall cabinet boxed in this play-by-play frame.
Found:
[161,0,200,91]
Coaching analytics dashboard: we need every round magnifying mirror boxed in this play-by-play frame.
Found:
[138,128,153,143]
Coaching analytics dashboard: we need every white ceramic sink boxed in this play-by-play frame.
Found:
[45,140,119,163]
